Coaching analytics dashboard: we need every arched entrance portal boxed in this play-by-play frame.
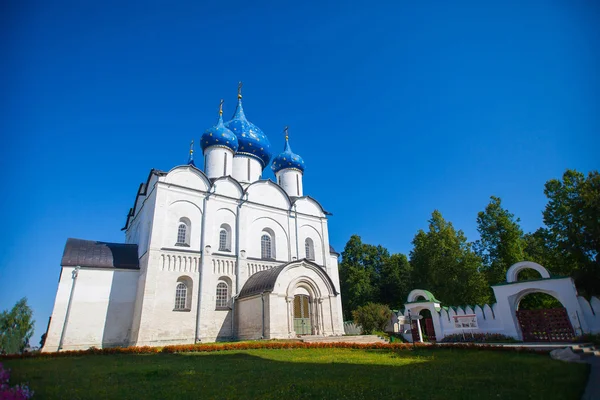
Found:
[293,294,312,335]
[516,291,575,342]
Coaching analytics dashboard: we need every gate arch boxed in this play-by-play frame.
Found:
[515,290,574,342]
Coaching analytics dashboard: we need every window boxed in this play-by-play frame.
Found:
[177,224,187,244]
[218,224,231,252]
[224,152,228,175]
[175,218,191,246]
[219,230,228,251]
[216,282,228,308]
[174,282,187,310]
[305,238,315,260]
[261,234,272,259]
[247,158,251,181]
[296,174,300,195]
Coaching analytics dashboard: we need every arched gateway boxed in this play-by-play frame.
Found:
[235,259,343,340]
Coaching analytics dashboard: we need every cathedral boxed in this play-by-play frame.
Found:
[42,86,345,352]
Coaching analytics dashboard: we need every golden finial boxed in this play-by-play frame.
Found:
[284,126,289,141]
[189,139,194,155]
[219,99,224,116]
[237,81,243,99]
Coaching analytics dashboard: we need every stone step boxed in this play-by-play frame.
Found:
[571,343,599,357]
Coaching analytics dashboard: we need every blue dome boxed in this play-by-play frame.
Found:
[271,138,305,174]
[225,99,272,168]
[201,113,238,153]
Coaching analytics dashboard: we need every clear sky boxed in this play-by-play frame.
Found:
[1,0,598,345]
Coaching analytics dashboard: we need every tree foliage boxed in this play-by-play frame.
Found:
[0,298,35,354]
[339,235,412,319]
[541,170,600,296]
[474,196,526,285]
[410,211,490,305]
[351,302,392,334]
[379,253,412,310]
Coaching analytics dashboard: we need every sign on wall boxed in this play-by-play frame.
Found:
[452,314,478,329]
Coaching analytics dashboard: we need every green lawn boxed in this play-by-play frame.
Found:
[2,348,590,399]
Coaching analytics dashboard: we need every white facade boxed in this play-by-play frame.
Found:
[43,159,344,351]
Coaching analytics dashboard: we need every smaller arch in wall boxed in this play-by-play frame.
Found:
[407,289,439,303]
[506,261,550,283]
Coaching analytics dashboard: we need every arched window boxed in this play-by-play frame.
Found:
[175,217,191,246]
[218,224,231,252]
[305,238,315,260]
[261,234,272,259]
[216,281,229,309]
[174,282,187,310]
[177,224,187,244]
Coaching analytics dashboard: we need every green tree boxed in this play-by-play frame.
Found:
[410,210,490,305]
[541,169,600,296]
[339,235,385,319]
[352,302,392,334]
[378,253,412,309]
[0,298,35,354]
[474,196,526,285]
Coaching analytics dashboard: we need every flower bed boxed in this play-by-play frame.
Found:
[440,333,520,343]
[0,340,549,360]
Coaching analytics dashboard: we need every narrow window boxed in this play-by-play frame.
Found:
[216,282,228,308]
[174,282,187,310]
[219,229,228,251]
[305,238,315,260]
[296,175,300,195]
[247,158,251,181]
[261,234,272,259]
[224,152,227,175]
[177,223,187,244]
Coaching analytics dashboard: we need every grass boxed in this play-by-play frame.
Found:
[3,347,590,399]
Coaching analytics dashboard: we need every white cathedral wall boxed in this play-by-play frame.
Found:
[43,267,138,352]
[132,183,203,346]
[124,166,343,346]
[235,294,267,340]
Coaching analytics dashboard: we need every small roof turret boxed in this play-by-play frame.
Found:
[201,100,239,153]
[271,127,305,173]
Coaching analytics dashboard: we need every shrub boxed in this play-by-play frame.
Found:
[440,333,519,343]
[352,303,392,334]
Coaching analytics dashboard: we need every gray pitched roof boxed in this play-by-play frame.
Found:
[238,259,338,299]
[61,238,139,270]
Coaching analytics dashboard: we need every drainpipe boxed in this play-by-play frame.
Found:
[230,295,237,340]
[58,266,80,351]
[235,193,248,294]
[195,186,215,343]
[294,204,299,259]
[261,291,266,339]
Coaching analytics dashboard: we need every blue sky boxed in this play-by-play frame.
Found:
[1,1,598,344]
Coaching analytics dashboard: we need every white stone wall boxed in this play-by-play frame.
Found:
[578,296,600,333]
[43,267,138,352]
